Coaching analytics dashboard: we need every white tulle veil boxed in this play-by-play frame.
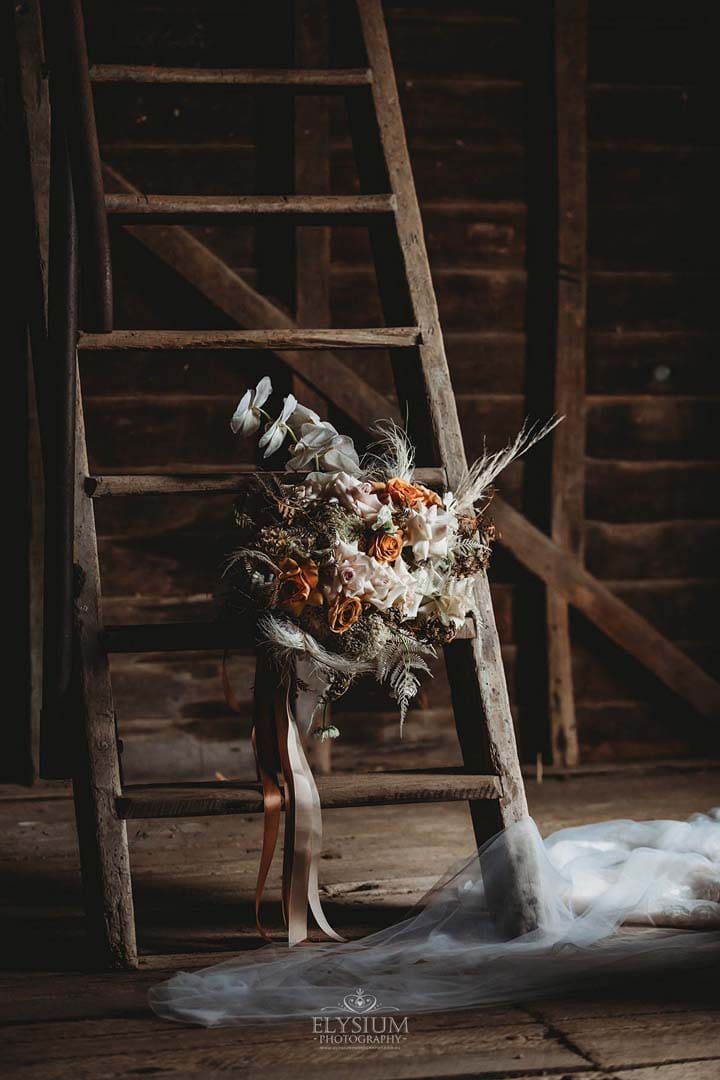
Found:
[149,810,720,1027]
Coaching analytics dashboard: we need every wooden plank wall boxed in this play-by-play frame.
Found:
[76,0,718,781]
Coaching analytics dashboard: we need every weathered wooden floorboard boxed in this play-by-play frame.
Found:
[0,1017,586,1079]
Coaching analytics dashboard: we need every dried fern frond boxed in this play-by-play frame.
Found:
[362,419,415,482]
[454,416,563,515]
[376,630,436,732]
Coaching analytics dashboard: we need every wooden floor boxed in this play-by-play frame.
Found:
[2,769,719,1079]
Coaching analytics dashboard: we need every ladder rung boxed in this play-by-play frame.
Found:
[104,623,254,653]
[78,328,422,351]
[103,617,476,654]
[89,65,372,88]
[105,193,396,223]
[117,772,502,819]
[86,467,447,498]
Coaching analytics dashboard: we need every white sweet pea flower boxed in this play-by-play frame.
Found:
[258,394,297,459]
[230,376,272,436]
[286,420,361,475]
[405,503,454,562]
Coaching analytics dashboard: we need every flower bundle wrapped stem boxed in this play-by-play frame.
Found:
[225,378,560,734]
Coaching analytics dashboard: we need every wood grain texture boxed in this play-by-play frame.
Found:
[294,0,335,777]
[87,467,447,497]
[100,163,400,431]
[103,616,477,653]
[357,0,531,863]
[105,193,396,222]
[71,379,137,968]
[79,327,420,350]
[90,65,372,86]
[69,0,717,778]
[492,497,720,721]
[117,771,503,819]
[547,0,588,768]
[11,0,50,784]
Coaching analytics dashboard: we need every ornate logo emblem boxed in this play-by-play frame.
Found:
[322,987,398,1014]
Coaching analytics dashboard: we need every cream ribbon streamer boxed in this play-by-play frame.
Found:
[227,651,343,946]
[283,688,343,945]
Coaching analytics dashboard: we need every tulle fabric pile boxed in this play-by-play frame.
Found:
[149,810,720,1026]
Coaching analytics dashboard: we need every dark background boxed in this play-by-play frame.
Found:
[16,0,720,782]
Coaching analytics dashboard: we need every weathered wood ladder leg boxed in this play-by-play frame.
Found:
[352,0,532,858]
[72,379,137,968]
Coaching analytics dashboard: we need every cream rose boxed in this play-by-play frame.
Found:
[404,503,454,562]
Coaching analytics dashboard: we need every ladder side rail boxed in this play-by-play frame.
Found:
[72,373,137,968]
[353,0,531,845]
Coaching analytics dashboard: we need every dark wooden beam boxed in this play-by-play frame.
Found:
[89,65,371,87]
[547,0,588,767]
[79,328,419,350]
[294,0,334,775]
[9,0,50,784]
[104,193,395,223]
[492,497,720,722]
[103,616,476,654]
[86,467,446,498]
[117,772,502,819]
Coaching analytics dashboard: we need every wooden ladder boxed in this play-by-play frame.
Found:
[47,0,535,968]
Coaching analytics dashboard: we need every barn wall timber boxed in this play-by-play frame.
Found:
[78,0,718,780]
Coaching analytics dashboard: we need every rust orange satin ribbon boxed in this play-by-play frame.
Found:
[223,651,343,946]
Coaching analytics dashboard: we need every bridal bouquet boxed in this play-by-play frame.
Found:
[226,376,556,735]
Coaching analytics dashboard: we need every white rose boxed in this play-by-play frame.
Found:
[405,503,454,562]
[421,576,475,627]
[391,557,424,620]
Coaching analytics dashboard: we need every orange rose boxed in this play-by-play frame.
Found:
[385,477,442,508]
[328,596,363,634]
[276,557,323,617]
[368,530,404,563]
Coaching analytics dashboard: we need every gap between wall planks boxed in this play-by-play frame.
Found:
[547,0,587,768]
[101,157,720,730]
